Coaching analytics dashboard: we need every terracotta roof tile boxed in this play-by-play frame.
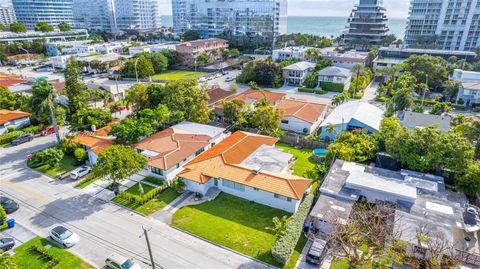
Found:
[72,133,114,154]
[207,88,235,106]
[179,131,311,199]
[215,89,286,109]
[277,98,328,124]
[0,109,30,125]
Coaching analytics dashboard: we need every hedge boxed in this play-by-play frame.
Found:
[298,87,327,95]
[30,245,59,269]
[271,193,315,264]
[320,81,345,93]
[117,186,165,205]
[0,205,7,230]
[0,125,40,145]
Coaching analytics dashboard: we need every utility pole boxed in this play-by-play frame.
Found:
[140,225,156,269]
[421,74,428,107]
[134,57,139,83]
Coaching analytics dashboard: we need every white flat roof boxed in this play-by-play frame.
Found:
[171,121,225,138]
[346,172,417,201]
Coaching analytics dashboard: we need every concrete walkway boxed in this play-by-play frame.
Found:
[151,192,194,223]
[1,222,36,254]
[361,81,379,102]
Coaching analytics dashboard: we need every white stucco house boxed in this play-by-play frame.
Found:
[317,66,352,92]
[277,98,328,135]
[272,46,313,61]
[133,121,228,183]
[319,101,384,141]
[451,69,480,106]
[282,61,316,86]
[178,131,312,213]
[0,109,31,134]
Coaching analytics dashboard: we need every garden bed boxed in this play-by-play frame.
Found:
[112,186,180,215]
[171,193,290,266]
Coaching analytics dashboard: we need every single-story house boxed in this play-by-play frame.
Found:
[207,88,236,107]
[317,66,352,92]
[215,89,286,118]
[319,101,384,141]
[72,133,114,164]
[397,111,452,132]
[282,61,316,86]
[133,121,228,182]
[178,131,312,213]
[277,98,328,134]
[0,109,31,134]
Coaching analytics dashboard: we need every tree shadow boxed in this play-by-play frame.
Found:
[29,193,107,228]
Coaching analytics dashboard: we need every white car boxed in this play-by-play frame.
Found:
[105,253,142,269]
[70,166,91,180]
[198,77,207,82]
[225,76,235,82]
[49,226,79,248]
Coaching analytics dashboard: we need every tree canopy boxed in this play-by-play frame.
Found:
[9,22,26,33]
[326,131,378,163]
[65,59,88,115]
[69,108,112,131]
[181,30,200,41]
[58,22,71,31]
[402,55,448,90]
[34,22,54,32]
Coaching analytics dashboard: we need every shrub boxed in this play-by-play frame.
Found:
[171,178,186,193]
[74,148,87,161]
[315,89,327,95]
[0,205,6,230]
[297,87,315,93]
[271,193,315,264]
[21,125,41,134]
[375,96,390,103]
[27,147,64,168]
[30,245,59,269]
[320,81,344,92]
[0,130,23,144]
[75,174,98,188]
[117,187,163,205]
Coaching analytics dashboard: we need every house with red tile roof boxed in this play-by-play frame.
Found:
[72,133,114,164]
[133,121,228,182]
[215,89,286,118]
[277,98,328,134]
[0,109,31,134]
[178,131,312,212]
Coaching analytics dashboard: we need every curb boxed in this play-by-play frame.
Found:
[109,200,147,217]
[169,225,280,269]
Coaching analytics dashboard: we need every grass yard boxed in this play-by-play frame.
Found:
[142,176,166,186]
[13,236,93,269]
[283,234,308,269]
[33,155,77,178]
[275,142,316,177]
[171,193,291,266]
[151,70,207,81]
[112,187,181,215]
[330,258,349,269]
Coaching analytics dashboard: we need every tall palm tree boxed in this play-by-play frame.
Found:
[29,80,61,143]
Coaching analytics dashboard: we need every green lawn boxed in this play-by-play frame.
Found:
[283,234,308,269]
[151,70,207,81]
[142,176,165,186]
[123,182,157,195]
[171,193,290,266]
[275,142,316,177]
[34,155,77,178]
[330,258,349,269]
[13,236,94,269]
[112,187,181,215]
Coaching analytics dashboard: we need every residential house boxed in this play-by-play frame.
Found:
[178,131,312,213]
[175,38,228,67]
[72,133,114,164]
[319,101,383,141]
[277,98,328,134]
[322,51,368,69]
[309,160,480,267]
[128,43,178,56]
[282,61,316,86]
[215,89,286,119]
[133,121,228,182]
[272,46,313,62]
[317,66,352,92]
[206,88,236,107]
[0,109,30,134]
[397,111,452,132]
[452,69,480,106]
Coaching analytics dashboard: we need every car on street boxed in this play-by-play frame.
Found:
[40,126,55,136]
[305,238,329,266]
[11,133,34,146]
[221,70,228,75]
[214,73,222,78]
[198,77,207,82]
[105,253,141,269]
[0,238,15,251]
[224,76,235,82]
[70,166,91,180]
[49,226,79,248]
[0,196,19,214]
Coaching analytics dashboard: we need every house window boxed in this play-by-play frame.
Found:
[281,119,289,124]
[195,148,205,156]
[253,188,259,191]
[222,179,245,192]
[274,193,292,202]
[151,167,163,176]
[176,163,180,169]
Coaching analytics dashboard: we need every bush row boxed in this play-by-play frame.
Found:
[30,245,59,269]
[0,125,41,145]
[297,87,327,95]
[271,193,315,264]
[320,81,344,92]
[118,186,164,205]
[75,174,98,189]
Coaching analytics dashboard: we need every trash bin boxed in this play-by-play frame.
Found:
[7,219,15,228]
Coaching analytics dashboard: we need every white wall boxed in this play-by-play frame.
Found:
[281,116,314,134]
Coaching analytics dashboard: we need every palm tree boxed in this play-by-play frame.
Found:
[265,215,289,236]
[29,80,61,144]
[0,251,16,269]
[352,64,365,97]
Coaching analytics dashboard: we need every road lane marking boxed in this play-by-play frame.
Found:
[0,179,50,204]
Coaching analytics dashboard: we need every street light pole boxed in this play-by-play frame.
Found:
[134,57,139,83]
[141,225,156,269]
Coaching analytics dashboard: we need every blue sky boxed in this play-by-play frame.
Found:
[159,0,410,18]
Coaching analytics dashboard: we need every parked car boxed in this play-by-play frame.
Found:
[40,126,55,136]
[305,238,329,266]
[105,253,141,269]
[214,73,222,78]
[198,77,207,83]
[221,70,228,75]
[0,196,19,214]
[0,238,15,251]
[70,166,91,180]
[224,76,235,82]
[49,226,79,248]
[11,133,34,146]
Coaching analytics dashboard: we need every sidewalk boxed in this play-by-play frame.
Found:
[151,192,194,224]
[0,222,37,254]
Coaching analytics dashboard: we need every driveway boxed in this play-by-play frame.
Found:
[0,135,272,269]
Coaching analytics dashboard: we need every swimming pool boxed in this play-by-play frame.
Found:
[312,148,328,156]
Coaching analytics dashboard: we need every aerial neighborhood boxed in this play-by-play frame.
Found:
[2,0,480,269]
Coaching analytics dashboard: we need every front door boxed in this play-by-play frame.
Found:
[214,179,218,186]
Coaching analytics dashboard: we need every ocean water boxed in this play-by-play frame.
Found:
[160,15,407,39]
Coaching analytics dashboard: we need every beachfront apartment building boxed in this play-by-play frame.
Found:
[0,2,16,25]
[12,0,74,29]
[114,0,160,30]
[343,0,389,51]
[175,38,228,67]
[73,0,117,33]
[172,0,287,38]
[133,122,228,182]
[404,0,480,51]
[178,131,312,213]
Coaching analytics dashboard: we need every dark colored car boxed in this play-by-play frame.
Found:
[0,197,19,214]
[0,238,15,251]
[305,238,329,266]
[11,133,34,146]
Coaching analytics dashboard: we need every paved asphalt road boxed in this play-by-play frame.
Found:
[0,135,272,269]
